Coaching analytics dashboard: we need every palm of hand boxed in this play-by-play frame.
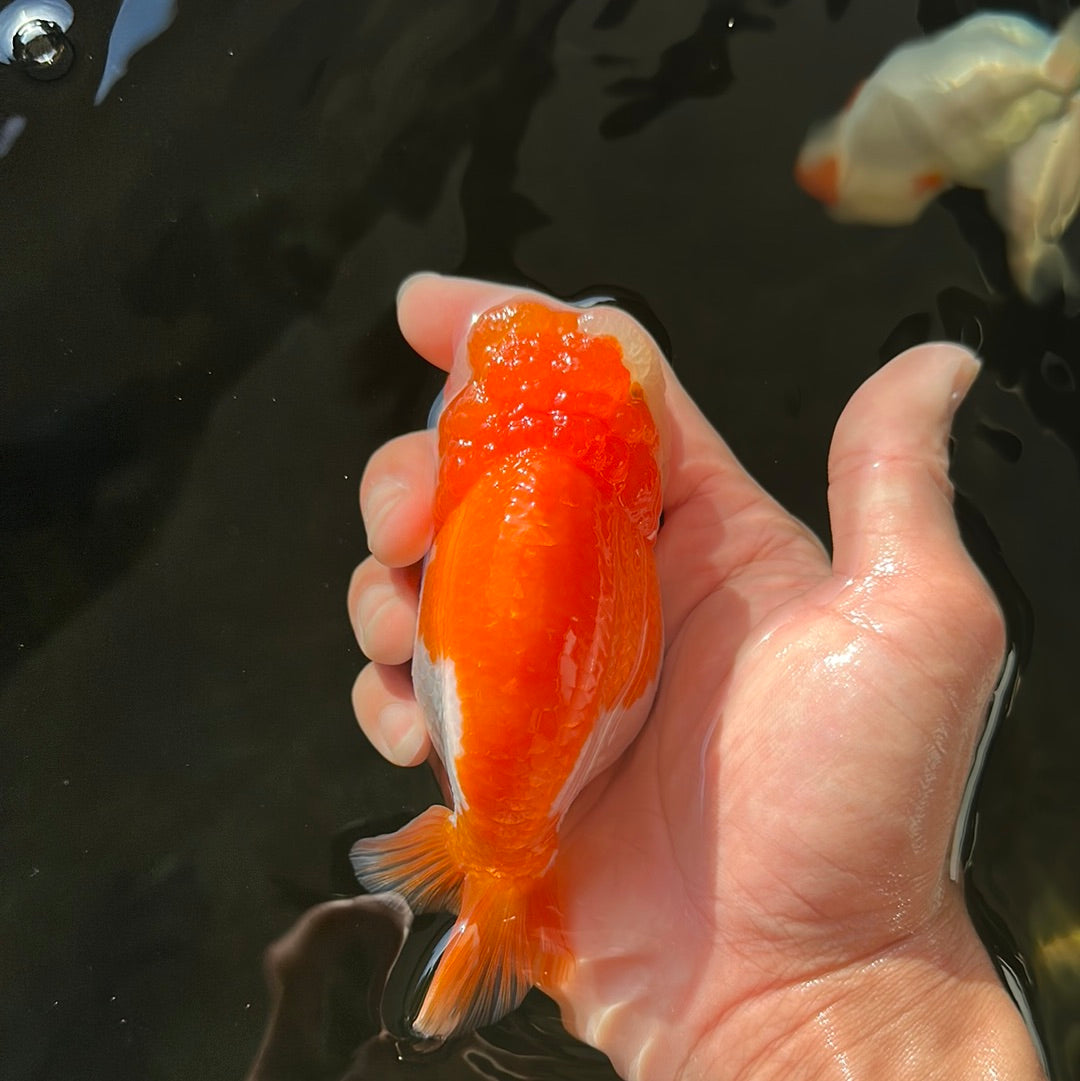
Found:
[350,274,1004,1078]
[555,389,1001,1069]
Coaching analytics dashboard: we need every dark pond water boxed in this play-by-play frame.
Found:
[2,0,1078,1078]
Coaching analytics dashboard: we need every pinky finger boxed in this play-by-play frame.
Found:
[351,663,431,767]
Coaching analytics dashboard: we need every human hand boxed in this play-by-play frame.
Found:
[348,273,1044,1081]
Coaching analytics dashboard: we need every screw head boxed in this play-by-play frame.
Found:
[12,18,73,79]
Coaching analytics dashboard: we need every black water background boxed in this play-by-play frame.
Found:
[1,0,1078,1078]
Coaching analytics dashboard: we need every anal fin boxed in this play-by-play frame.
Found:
[351,805,462,914]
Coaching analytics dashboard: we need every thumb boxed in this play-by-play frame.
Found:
[826,341,1005,687]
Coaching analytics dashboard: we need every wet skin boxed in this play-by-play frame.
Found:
[347,273,1045,1081]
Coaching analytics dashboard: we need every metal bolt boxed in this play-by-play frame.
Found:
[12,18,73,79]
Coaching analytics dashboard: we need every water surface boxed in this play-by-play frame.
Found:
[2,0,1078,1078]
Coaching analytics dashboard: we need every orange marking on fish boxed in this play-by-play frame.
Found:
[351,300,664,1038]
[795,154,840,205]
[913,170,946,195]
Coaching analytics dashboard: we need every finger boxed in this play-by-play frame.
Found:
[351,663,430,767]
[347,558,420,666]
[396,272,558,373]
[359,430,437,568]
[829,342,977,576]
[826,342,1005,663]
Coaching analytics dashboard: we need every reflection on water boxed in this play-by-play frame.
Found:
[245,895,410,1081]
[595,0,777,138]
[246,897,617,1081]
[95,0,177,105]
[0,111,26,154]
[1031,890,1080,1072]
[0,0,1078,1079]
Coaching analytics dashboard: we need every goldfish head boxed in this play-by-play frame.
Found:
[446,297,669,485]
[795,110,948,226]
[437,299,668,537]
[576,303,669,483]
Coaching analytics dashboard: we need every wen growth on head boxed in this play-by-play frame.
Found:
[351,299,668,1039]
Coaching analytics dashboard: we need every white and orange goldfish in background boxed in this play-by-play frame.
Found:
[795,8,1080,303]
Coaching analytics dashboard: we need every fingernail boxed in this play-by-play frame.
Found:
[396,271,439,308]
[356,583,395,657]
[427,386,446,429]
[379,703,424,765]
[948,346,982,417]
[363,478,406,540]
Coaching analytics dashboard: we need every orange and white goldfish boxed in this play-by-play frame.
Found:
[984,91,1080,301]
[351,299,667,1039]
[795,9,1080,301]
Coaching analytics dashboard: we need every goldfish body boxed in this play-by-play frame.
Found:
[795,9,1080,301]
[984,92,1080,301]
[351,300,666,1038]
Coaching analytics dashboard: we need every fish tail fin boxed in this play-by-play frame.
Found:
[412,870,571,1038]
[1018,240,1080,305]
[1045,8,1080,91]
[350,805,462,913]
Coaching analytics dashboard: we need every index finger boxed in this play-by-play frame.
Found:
[396,272,565,372]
